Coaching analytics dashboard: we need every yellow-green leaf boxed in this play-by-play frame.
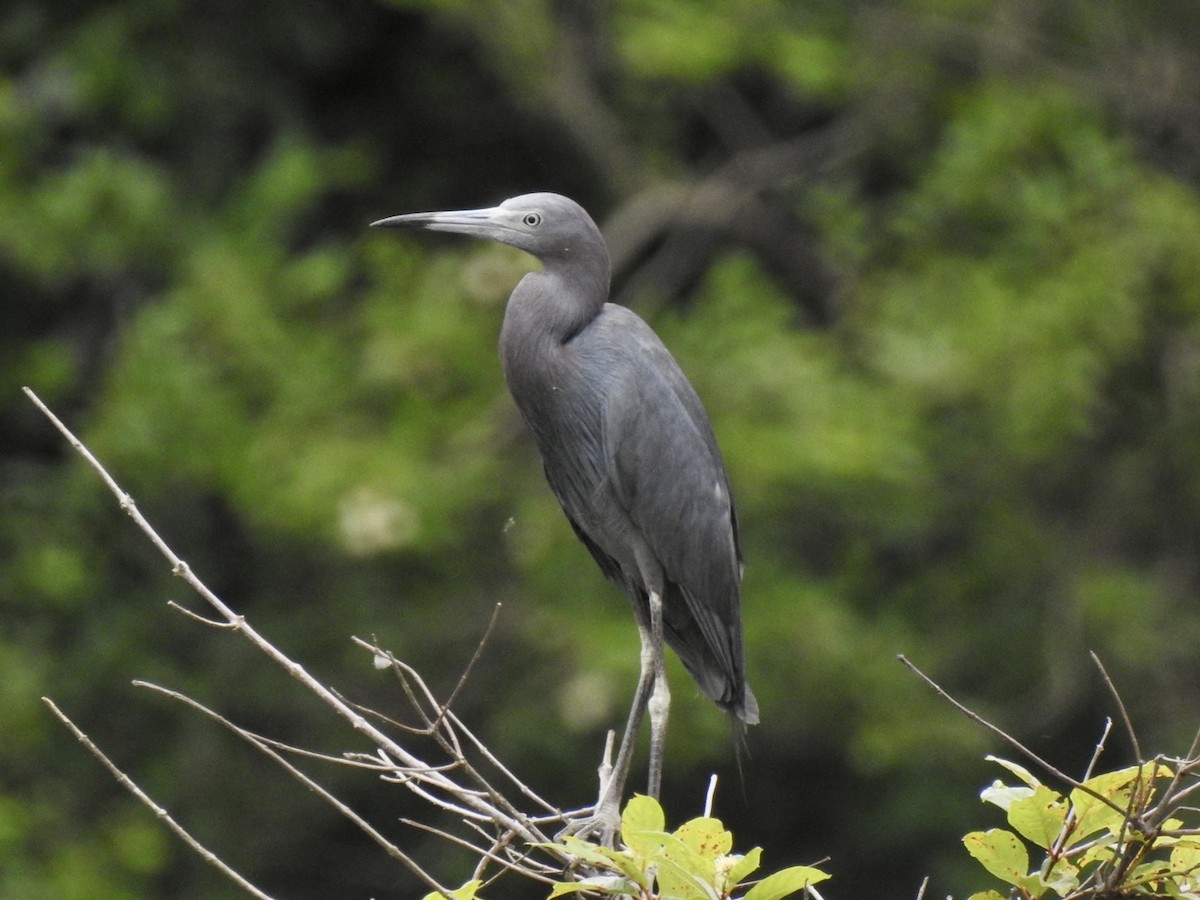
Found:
[676,816,733,859]
[980,779,1034,812]
[963,829,1032,889]
[966,892,1008,900]
[422,880,482,900]
[1071,763,1170,841]
[1126,860,1171,889]
[1037,856,1079,896]
[725,847,763,889]
[1007,784,1067,849]
[1170,840,1200,876]
[621,796,674,864]
[600,847,652,887]
[655,853,715,900]
[549,875,637,897]
[1076,840,1117,868]
[985,755,1042,789]
[542,835,648,887]
[548,836,620,869]
[742,865,830,900]
[622,794,665,837]
[657,832,711,880]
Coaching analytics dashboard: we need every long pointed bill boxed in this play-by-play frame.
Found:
[370,206,510,241]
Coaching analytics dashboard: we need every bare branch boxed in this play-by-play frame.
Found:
[1090,652,1142,763]
[42,697,277,900]
[168,600,237,629]
[400,818,557,886]
[24,387,559,851]
[898,654,1130,819]
[1081,717,1113,783]
[440,602,504,720]
[140,681,459,897]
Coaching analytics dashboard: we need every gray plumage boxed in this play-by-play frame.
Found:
[372,193,756,809]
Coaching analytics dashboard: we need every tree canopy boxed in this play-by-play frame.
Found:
[4,1,1200,897]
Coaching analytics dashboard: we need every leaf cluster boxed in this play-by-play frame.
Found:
[966,756,1200,899]
[428,795,829,900]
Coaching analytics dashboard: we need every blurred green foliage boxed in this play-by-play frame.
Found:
[3,1,1200,897]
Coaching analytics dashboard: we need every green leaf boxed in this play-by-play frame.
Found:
[1076,840,1118,868]
[742,865,831,900]
[610,849,654,887]
[1160,817,1186,838]
[980,780,1034,811]
[676,816,733,860]
[1170,840,1200,875]
[538,836,650,890]
[1125,860,1172,889]
[725,847,763,889]
[986,755,1042,789]
[1007,784,1068,849]
[656,831,713,888]
[1037,855,1079,896]
[963,829,1033,890]
[621,827,666,861]
[544,836,619,869]
[422,880,482,900]
[1070,763,1171,842]
[548,875,638,897]
[656,853,717,900]
[599,847,653,888]
[621,795,671,863]
[622,794,665,837]
[966,893,1008,900]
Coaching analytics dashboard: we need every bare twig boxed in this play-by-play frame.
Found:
[24,386,596,896]
[25,388,562,836]
[1090,652,1142,763]
[134,680,456,897]
[400,818,556,886]
[42,698,277,900]
[898,654,1129,818]
[1081,717,1114,783]
[1048,719,1114,865]
[168,600,236,628]
[440,602,504,720]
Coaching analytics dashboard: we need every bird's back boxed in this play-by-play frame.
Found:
[524,302,758,725]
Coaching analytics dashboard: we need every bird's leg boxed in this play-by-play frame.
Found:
[559,617,656,845]
[645,589,670,799]
[598,619,656,823]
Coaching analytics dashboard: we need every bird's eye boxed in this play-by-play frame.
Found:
[522,212,542,228]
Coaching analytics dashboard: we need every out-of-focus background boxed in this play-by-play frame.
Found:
[4,1,1200,897]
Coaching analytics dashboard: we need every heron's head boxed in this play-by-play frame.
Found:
[371,192,608,271]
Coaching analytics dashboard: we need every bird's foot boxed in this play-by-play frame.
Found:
[555,730,624,847]
[554,791,622,848]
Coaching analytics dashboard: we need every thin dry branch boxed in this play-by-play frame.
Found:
[135,680,455,897]
[897,654,1131,820]
[25,388,518,831]
[1090,651,1142,764]
[25,386,592,896]
[1081,717,1114,783]
[400,818,557,886]
[353,636,566,818]
[42,698,277,900]
[441,602,504,719]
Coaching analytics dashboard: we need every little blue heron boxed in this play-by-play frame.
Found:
[372,193,757,829]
